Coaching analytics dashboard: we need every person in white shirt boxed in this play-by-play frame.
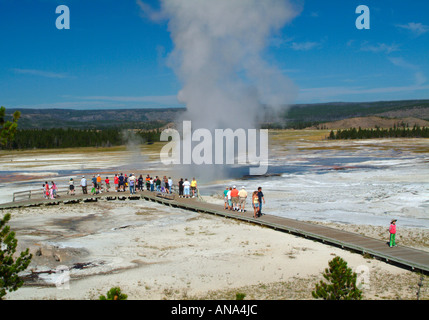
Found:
[168,177,173,193]
[80,176,87,194]
[129,174,136,194]
[183,178,191,198]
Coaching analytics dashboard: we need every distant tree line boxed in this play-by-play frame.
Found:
[328,125,429,140]
[1,128,162,150]
[261,121,322,130]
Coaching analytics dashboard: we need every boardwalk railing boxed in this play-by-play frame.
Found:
[12,186,203,202]
[12,187,70,202]
[12,190,32,202]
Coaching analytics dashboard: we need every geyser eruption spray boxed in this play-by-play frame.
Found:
[140,0,300,181]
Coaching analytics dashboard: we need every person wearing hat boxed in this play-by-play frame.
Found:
[389,219,397,247]
[238,186,247,213]
[230,186,239,211]
[80,175,87,194]
[69,178,75,195]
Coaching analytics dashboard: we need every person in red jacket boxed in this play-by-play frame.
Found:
[230,186,239,211]
[389,219,397,247]
[114,174,119,192]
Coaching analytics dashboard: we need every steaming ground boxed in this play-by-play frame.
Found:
[202,133,429,230]
[1,131,428,228]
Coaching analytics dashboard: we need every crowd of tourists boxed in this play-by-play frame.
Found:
[43,175,266,219]
[223,185,265,218]
[42,181,59,199]
[63,174,199,198]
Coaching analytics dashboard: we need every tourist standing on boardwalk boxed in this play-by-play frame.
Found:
[230,186,239,211]
[129,174,136,194]
[252,191,259,218]
[178,178,184,197]
[146,174,150,191]
[69,178,75,195]
[51,181,58,198]
[389,219,397,247]
[114,174,119,192]
[168,177,173,193]
[44,182,49,199]
[156,176,161,191]
[49,184,54,199]
[90,181,97,195]
[138,175,143,191]
[257,187,265,216]
[150,176,154,192]
[160,177,166,193]
[105,177,110,192]
[96,174,102,193]
[183,178,191,198]
[118,173,124,192]
[80,176,87,194]
[161,176,167,193]
[92,175,97,192]
[224,186,229,209]
[238,186,247,212]
[227,187,232,210]
[191,178,197,198]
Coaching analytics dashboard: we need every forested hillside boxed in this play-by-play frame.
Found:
[2,128,162,150]
[4,108,184,129]
[2,99,429,149]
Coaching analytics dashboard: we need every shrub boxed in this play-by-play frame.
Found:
[235,292,246,300]
[312,256,362,300]
[99,287,128,300]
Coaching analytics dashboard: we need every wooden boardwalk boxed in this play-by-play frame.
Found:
[1,190,429,274]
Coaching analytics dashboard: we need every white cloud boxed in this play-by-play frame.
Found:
[397,22,429,36]
[136,0,167,22]
[12,68,69,79]
[290,41,320,51]
[15,95,184,110]
[388,57,427,86]
[79,95,180,104]
[360,42,400,54]
[298,83,429,102]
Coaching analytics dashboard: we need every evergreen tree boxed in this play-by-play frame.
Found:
[327,125,429,140]
[0,106,20,146]
[312,256,362,300]
[0,213,33,300]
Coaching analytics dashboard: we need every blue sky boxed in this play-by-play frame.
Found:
[0,0,428,110]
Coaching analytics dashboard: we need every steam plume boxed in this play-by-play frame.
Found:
[139,0,300,180]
